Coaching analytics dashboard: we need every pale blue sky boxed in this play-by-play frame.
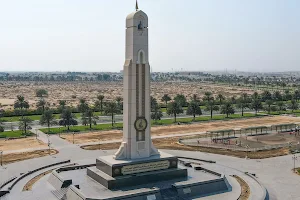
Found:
[0,0,299,72]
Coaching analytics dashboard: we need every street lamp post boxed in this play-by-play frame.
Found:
[47,134,51,155]
[292,155,298,172]
[0,150,3,166]
[73,132,75,144]
[246,145,250,159]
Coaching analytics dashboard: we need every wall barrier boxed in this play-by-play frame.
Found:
[8,160,70,191]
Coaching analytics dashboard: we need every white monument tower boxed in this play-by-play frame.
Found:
[114,1,159,160]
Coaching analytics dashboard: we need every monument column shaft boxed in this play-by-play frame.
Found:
[114,9,159,160]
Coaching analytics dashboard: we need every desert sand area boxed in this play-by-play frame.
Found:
[0,138,46,151]
[0,81,255,109]
[62,116,300,144]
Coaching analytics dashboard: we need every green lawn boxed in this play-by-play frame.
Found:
[40,113,258,134]
[0,130,33,138]
[2,112,104,122]
[261,110,300,115]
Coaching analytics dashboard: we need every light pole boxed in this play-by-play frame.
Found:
[292,155,298,173]
[73,132,75,144]
[0,150,3,166]
[246,145,250,159]
[47,134,51,155]
[58,127,61,138]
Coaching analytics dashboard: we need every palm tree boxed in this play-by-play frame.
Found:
[289,100,299,113]
[82,107,99,129]
[236,93,248,116]
[251,99,263,115]
[191,94,200,103]
[273,91,282,101]
[78,98,89,114]
[40,110,57,133]
[205,99,219,119]
[19,117,33,134]
[36,98,48,113]
[95,95,105,114]
[115,96,123,111]
[220,101,235,118]
[58,100,67,113]
[59,108,78,131]
[294,90,300,102]
[104,102,120,127]
[186,101,202,121]
[167,101,183,123]
[276,101,285,114]
[261,90,272,101]
[203,92,214,102]
[14,95,29,118]
[161,94,171,110]
[265,100,274,114]
[217,94,225,105]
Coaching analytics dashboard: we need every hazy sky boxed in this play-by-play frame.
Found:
[0,0,299,72]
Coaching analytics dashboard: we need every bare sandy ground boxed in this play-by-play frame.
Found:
[63,116,300,144]
[0,138,46,151]
[0,81,255,110]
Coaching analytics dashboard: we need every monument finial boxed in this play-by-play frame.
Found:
[136,0,139,11]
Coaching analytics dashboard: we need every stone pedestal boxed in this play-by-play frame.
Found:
[87,152,188,189]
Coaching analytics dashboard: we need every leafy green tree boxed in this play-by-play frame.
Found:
[104,102,120,126]
[265,100,274,114]
[236,93,249,116]
[161,94,171,111]
[82,107,99,129]
[289,100,299,113]
[95,95,105,114]
[251,99,263,115]
[151,104,163,122]
[36,89,48,98]
[59,108,78,131]
[40,110,57,133]
[14,95,30,117]
[174,94,187,107]
[167,101,183,123]
[57,100,67,113]
[186,101,202,121]
[19,117,33,134]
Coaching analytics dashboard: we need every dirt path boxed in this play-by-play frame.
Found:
[63,116,300,144]
[82,136,290,159]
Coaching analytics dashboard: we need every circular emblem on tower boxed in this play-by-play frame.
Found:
[134,117,148,131]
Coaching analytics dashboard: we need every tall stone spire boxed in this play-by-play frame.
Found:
[136,0,139,11]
